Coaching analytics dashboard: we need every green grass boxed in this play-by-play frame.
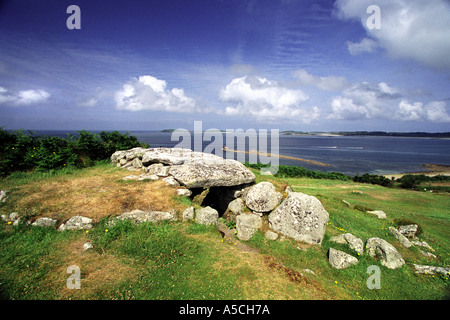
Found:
[0,163,449,300]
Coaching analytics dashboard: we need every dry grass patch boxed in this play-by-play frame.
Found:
[46,234,138,299]
[12,166,187,223]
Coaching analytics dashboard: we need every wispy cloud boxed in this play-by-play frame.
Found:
[293,69,349,91]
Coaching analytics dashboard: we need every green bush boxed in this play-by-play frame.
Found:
[353,173,392,187]
[0,128,149,176]
[397,174,450,189]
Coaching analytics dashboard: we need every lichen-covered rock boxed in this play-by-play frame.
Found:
[195,206,219,226]
[398,224,418,238]
[330,233,364,254]
[389,227,412,248]
[328,248,359,269]
[366,237,405,269]
[169,159,255,188]
[243,182,282,213]
[413,264,450,276]
[236,213,262,241]
[59,215,93,231]
[268,191,329,246]
[182,207,195,221]
[112,209,177,224]
[32,217,57,228]
[367,210,387,219]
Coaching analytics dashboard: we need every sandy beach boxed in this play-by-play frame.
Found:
[384,164,450,179]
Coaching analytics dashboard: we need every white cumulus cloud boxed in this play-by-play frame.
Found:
[0,86,50,105]
[115,75,201,113]
[219,76,318,122]
[335,0,450,69]
[328,81,450,122]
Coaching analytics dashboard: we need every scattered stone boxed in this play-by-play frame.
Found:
[268,191,329,246]
[138,173,159,181]
[177,188,192,197]
[389,227,412,248]
[9,212,19,222]
[330,233,364,254]
[243,181,282,213]
[420,250,437,259]
[265,230,279,241]
[413,264,450,276]
[0,190,7,202]
[342,200,351,207]
[83,242,94,251]
[131,157,143,169]
[301,269,316,276]
[59,216,93,231]
[398,224,418,238]
[113,209,177,224]
[366,237,405,269]
[182,207,195,221]
[111,147,147,165]
[236,213,262,241]
[227,198,243,215]
[145,163,162,173]
[411,240,434,252]
[195,206,219,226]
[122,175,139,180]
[367,210,387,219]
[328,248,359,269]
[32,217,57,228]
[162,176,180,186]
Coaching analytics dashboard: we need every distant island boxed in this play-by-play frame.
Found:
[282,131,450,138]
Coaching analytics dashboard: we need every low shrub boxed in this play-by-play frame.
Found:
[0,128,149,177]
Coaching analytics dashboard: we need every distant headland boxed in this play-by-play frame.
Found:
[282,131,450,138]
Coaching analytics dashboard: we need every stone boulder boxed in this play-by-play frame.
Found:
[111,147,147,167]
[330,233,364,254]
[182,207,195,221]
[389,227,412,248]
[59,216,93,231]
[268,191,329,246]
[328,248,359,269]
[413,264,450,276]
[0,190,7,203]
[112,209,177,224]
[169,159,255,188]
[265,230,278,240]
[367,210,387,219]
[243,182,282,213]
[32,217,57,228]
[236,213,262,241]
[366,237,405,269]
[398,224,418,238]
[195,206,219,226]
[223,198,243,222]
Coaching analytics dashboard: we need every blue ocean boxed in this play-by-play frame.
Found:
[32,130,450,176]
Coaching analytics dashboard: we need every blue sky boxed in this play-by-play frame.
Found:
[0,0,449,131]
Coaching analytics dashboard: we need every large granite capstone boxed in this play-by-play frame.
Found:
[111,147,256,188]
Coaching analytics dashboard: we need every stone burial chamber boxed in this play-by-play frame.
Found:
[111,147,330,245]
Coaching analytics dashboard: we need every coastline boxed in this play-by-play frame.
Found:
[383,164,450,179]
